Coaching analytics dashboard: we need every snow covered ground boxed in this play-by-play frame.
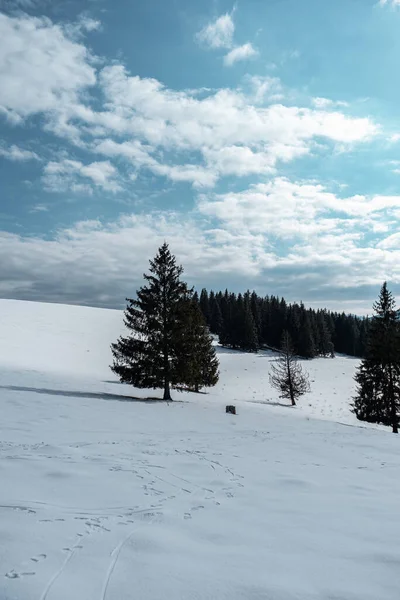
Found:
[1,299,400,600]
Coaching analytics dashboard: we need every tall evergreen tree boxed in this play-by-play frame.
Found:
[250,290,262,340]
[199,288,211,325]
[352,283,400,433]
[317,311,332,356]
[297,308,315,358]
[210,297,223,335]
[111,243,190,401]
[269,330,311,406]
[177,299,219,392]
[241,294,259,351]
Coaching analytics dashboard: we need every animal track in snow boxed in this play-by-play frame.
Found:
[5,570,36,579]
[31,553,47,562]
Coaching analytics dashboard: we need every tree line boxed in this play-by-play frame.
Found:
[194,288,370,359]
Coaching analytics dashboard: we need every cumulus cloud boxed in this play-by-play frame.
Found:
[42,159,121,193]
[196,11,258,69]
[0,191,398,311]
[0,144,39,161]
[223,43,258,66]
[196,13,235,49]
[95,139,217,188]
[0,13,96,122]
[90,65,377,181]
[0,12,396,313]
[377,232,400,249]
[198,179,400,242]
[0,13,379,190]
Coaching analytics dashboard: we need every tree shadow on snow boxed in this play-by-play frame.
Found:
[215,346,276,357]
[0,385,166,403]
[249,400,295,409]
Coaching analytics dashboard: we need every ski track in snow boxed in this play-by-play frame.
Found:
[39,534,88,600]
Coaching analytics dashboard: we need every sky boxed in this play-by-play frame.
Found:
[0,0,399,314]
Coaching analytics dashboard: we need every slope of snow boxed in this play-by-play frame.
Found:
[1,299,399,600]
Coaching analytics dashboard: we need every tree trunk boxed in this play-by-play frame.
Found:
[163,379,172,401]
[195,383,199,393]
[287,355,296,405]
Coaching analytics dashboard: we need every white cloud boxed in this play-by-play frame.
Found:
[152,164,217,188]
[202,146,287,176]
[95,139,216,188]
[312,97,348,109]
[0,144,39,161]
[0,13,379,189]
[30,204,49,213]
[247,75,284,104]
[0,190,398,310]
[43,159,121,193]
[223,43,258,66]
[198,179,400,242]
[90,66,377,182]
[196,13,235,49]
[0,13,96,122]
[64,15,102,38]
[377,232,400,249]
[379,0,400,6]
[76,16,101,33]
[0,213,271,307]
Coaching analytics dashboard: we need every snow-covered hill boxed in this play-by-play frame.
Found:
[1,299,399,600]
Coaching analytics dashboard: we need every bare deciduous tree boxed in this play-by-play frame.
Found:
[269,330,311,406]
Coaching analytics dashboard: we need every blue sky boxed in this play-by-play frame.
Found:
[0,0,399,312]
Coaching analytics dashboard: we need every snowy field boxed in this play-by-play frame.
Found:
[1,299,400,600]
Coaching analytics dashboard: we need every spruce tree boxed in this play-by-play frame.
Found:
[241,295,259,351]
[317,311,332,356]
[250,290,262,341]
[199,288,210,325]
[210,297,223,335]
[177,299,219,392]
[352,283,400,433]
[269,330,311,405]
[297,308,316,358]
[353,359,387,424]
[110,243,190,401]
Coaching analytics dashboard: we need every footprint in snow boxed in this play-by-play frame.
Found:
[31,554,46,563]
[5,570,36,579]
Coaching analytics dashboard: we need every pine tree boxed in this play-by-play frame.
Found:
[250,290,262,341]
[199,288,210,325]
[317,311,332,356]
[210,297,223,335]
[352,282,400,433]
[353,359,387,424]
[297,307,316,358]
[269,330,311,406]
[241,294,259,351]
[177,299,219,392]
[110,243,190,401]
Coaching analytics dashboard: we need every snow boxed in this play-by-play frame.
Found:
[1,299,399,600]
